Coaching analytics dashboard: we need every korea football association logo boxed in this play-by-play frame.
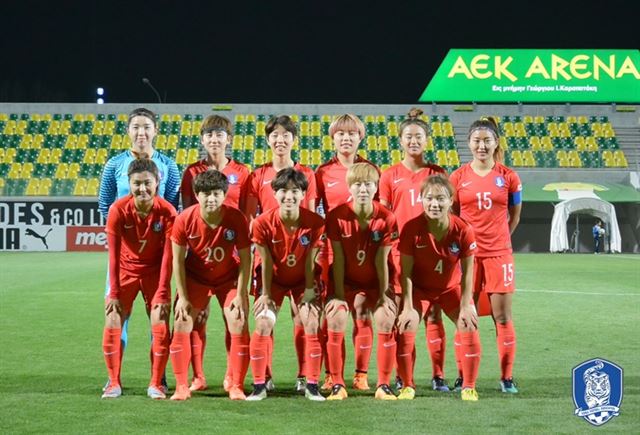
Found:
[573,358,623,426]
[495,176,505,188]
[152,221,163,232]
[449,242,460,255]
[228,173,239,185]
[299,234,310,246]
[224,229,236,241]
[371,231,382,242]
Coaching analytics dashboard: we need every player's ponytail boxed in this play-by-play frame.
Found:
[399,107,429,137]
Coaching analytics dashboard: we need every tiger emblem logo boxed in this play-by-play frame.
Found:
[573,358,622,426]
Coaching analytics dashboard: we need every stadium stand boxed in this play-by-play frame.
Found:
[0,105,635,197]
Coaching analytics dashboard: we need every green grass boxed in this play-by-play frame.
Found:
[0,253,638,434]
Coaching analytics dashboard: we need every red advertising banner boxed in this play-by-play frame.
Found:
[66,226,108,252]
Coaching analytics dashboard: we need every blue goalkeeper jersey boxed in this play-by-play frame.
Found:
[98,150,180,217]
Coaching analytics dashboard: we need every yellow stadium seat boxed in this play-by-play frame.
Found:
[574,136,586,151]
[322,135,332,150]
[55,163,68,179]
[299,122,310,136]
[311,150,321,166]
[50,148,62,164]
[33,134,44,148]
[83,149,96,164]
[86,178,99,196]
[86,114,96,122]
[233,135,243,150]
[358,150,368,160]
[187,148,199,164]
[256,121,266,136]
[37,149,50,164]
[93,121,104,135]
[8,163,22,179]
[523,150,536,167]
[65,135,78,149]
[431,122,442,137]
[447,150,460,166]
[299,149,310,165]
[175,149,187,165]
[171,114,182,122]
[529,136,541,151]
[167,135,178,150]
[244,135,255,150]
[245,114,256,123]
[68,163,80,179]
[38,178,52,196]
[613,150,628,167]
[442,122,454,137]
[0,148,5,163]
[74,178,87,195]
[366,136,377,150]
[577,116,588,124]
[387,122,398,137]
[96,149,107,165]
[436,150,447,166]
[156,135,167,150]
[390,149,402,164]
[253,149,265,166]
[426,136,435,151]
[541,136,553,151]
[26,179,39,196]
[378,136,389,150]
[21,162,34,178]
[20,134,33,149]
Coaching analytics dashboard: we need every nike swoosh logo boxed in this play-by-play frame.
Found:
[103,351,117,356]
[393,178,404,184]
[416,244,428,249]
[383,342,395,348]
[124,224,134,229]
[310,353,322,358]
[327,182,339,187]
[454,342,462,346]
[398,353,411,357]
[271,239,282,244]
[169,349,182,354]
[250,356,265,361]
[358,345,372,350]
[262,180,272,185]
[238,353,248,356]
[153,352,165,357]
[503,341,515,346]
[341,234,352,238]
[464,353,480,357]
[461,181,472,187]
[188,234,200,239]
[428,339,442,344]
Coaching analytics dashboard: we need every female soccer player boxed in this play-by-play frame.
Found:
[179,115,250,393]
[396,174,482,401]
[315,114,379,391]
[101,159,176,400]
[246,168,325,401]
[378,108,450,392]
[449,116,522,394]
[169,170,251,401]
[244,115,317,392]
[324,163,399,401]
[98,107,180,392]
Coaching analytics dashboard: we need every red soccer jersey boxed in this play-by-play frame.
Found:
[252,207,325,287]
[326,201,398,289]
[315,155,380,213]
[180,159,250,209]
[171,204,251,286]
[247,162,317,214]
[449,162,522,257]
[106,195,176,274]
[379,162,447,231]
[399,214,476,291]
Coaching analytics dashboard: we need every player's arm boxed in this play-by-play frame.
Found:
[105,231,122,315]
[458,254,478,330]
[397,253,414,333]
[330,240,346,300]
[156,231,174,303]
[508,202,522,235]
[98,160,116,218]
[180,171,195,209]
[172,242,190,321]
[254,243,274,314]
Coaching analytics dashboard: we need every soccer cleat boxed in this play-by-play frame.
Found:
[500,378,519,394]
[147,385,166,400]
[295,376,307,393]
[326,384,348,401]
[321,374,334,391]
[245,383,268,401]
[395,376,404,391]
[228,385,246,400]
[170,384,191,401]
[223,374,233,392]
[397,386,416,400]
[461,387,479,401]
[265,377,276,392]
[352,373,370,391]
[101,384,122,399]
[304,383,326,401]
[431,376,450,392]
[375,384,397,400]
[189,376,208,392]
[453,377,464,392]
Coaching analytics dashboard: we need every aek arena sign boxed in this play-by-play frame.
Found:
[419,49,640,103]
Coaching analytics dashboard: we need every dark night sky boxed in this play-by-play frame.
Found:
[1,0,637,104]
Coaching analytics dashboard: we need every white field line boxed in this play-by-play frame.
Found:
[517,288,639,297]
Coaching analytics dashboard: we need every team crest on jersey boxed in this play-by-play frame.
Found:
[228,174,238,185]
[371,231,382,242]
[152,221,163,232]
[449,242,460,255]
[224,229,236,241]
[299,235,311,246]
[573,358,622,426]
[495,176,506,188]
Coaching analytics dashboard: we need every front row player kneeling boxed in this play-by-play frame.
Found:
[169,170,252,401]
[101,159,177,399]
[396,174,482,401]
[246,168,326,401]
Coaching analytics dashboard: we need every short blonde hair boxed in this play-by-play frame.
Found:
[346,162,379,186]
[420,174,454,198]
[328,114,365,139]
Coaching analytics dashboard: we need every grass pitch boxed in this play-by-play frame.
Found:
[0,252,638,434]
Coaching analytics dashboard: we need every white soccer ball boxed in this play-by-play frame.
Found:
[599,228,605,236]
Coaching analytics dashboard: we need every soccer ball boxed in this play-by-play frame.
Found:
[599,228,605,236]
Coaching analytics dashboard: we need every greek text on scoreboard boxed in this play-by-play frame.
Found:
[0,199,106,251]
